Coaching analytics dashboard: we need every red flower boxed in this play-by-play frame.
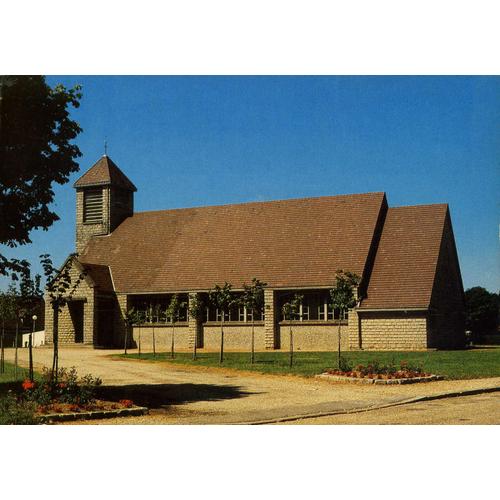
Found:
[58,382,66,389]
[22,380,35,391]
[119,399,134,408]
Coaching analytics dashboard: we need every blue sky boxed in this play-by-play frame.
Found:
[2,76,499,292]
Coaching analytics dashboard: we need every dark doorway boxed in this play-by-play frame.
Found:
[97,299,115,347]
[69,301,84,343]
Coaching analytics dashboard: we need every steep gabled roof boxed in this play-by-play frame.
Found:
[79,192,387,293]
[73,156,137,191]
[359,204,448,310]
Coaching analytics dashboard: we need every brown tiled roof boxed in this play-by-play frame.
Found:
[82,263,114,293]
[79,192,387,293]
[73,156,137,191]
[359,204,448,310]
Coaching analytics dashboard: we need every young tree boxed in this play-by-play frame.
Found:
[209,282,235,364]
[18,267,43,381]
[188,294,203,361]
[0,284,17,374]
[165,294,186,359]
[124,307,142,355]
[329,270,361,369]
[240,278,267,364]
[0,76,82,277]
[151,303,162,357]
[40,254,86,381]
[282,294,303,368]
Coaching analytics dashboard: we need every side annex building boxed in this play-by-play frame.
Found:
[44,156,466,352]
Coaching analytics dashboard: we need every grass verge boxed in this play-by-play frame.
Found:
[116,347,500,380]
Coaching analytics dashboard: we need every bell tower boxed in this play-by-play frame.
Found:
[74,155,137,254]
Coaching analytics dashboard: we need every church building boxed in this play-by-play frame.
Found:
[44,155,466,351]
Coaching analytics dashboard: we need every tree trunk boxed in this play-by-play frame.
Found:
[337,310,342,369]
[0,318,5,374]
[51,305,59,381]
[152,326,156,358]
[28,329,34,382]
[289,323,293,368]
[192,320,197,361]
[124,324,129,355]
[219,314,224,364]
[14,319,18,380]
[138,328,142,357]
[171,322,175,359]
[251,315,255,364]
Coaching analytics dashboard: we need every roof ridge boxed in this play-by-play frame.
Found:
[130,191,386,216]
[390,203,448,210]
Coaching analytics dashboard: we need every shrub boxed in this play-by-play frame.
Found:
[338,356,353,372]
[0,392,37,425]
[23,367,102,406]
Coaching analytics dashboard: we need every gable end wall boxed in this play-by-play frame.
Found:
[428,211,466,348]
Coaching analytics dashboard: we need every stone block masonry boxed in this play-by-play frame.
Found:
[359,311,428,350]
[264,289,278,349]
[44,259,96,345]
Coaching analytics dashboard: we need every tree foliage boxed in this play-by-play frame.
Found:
[329,270,361,315]
[0,76,83,276]
[465,287,499,341]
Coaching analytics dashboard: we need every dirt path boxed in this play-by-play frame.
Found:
[5,346,500,424]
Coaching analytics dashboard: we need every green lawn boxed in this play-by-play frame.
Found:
[0,361,31,395]
[117,347,500,380]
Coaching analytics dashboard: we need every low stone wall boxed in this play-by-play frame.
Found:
[359,311,428,350]
[131,325,191,351]
[201,324,266,351]
[277,323,348,351]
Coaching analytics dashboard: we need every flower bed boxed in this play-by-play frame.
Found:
[15,367,147,423]
[318,360,444,385]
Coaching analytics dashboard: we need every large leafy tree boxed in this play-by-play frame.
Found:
[0,75,82,276]
[465,287,499,342]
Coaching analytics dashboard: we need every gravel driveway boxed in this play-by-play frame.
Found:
[5,346,500,424]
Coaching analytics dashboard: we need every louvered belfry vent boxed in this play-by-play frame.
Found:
[84,189,103,223]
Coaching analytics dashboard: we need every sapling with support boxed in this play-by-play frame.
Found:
[41,254,86,382]
[209,282,236,364]
[166,294,187,359]
[282,294,303,368]
[240,278,267,364]
[329,269,361,370]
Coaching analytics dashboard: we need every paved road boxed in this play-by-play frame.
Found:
[280,393,500,425]
[5,346,500,424]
